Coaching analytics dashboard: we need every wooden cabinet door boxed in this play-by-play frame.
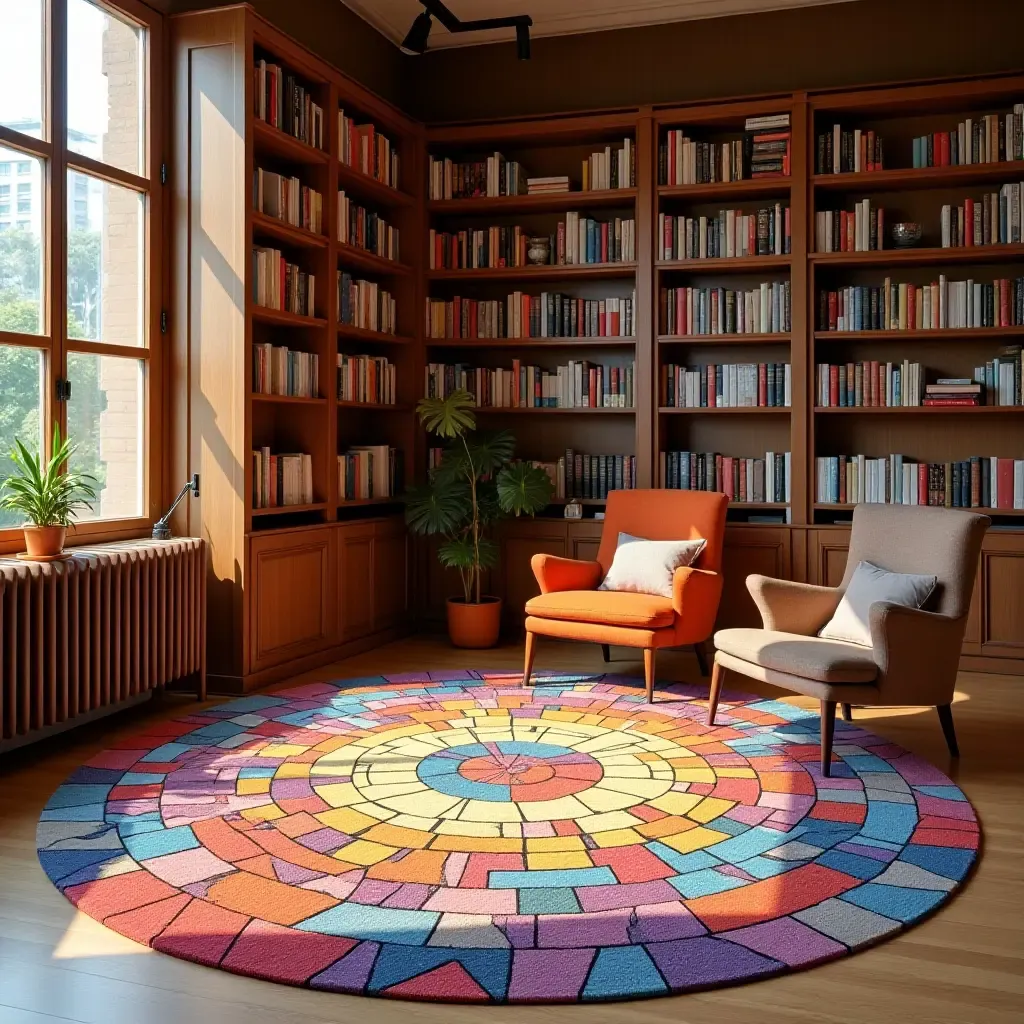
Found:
[806,528,851,587]
[373,520,408,632]
[249,528,334,673]
[717,527,792,629]
[496,520,568,631]
[568,521,604,564]
[338,523,375,642]
[980,533,1024,658]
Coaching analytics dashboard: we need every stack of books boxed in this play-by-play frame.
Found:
[337,353,396,405]
[661,362,791,408]
[527,176,570,195]
[817,453,1024,509]
[338,446,402,502]
[924,379,981,407]
[745,114,791,178]
[252,449,313,508]
[661,450,791,504]
[253,169,322,233]
[253,344,318,398]
[913,106,1024,167]
[974,348,1023,404]
[816,201,884,252]
[816,125,884,174]
[941,186,1024,247]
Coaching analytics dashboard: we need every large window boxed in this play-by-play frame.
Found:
[0,0,161,541]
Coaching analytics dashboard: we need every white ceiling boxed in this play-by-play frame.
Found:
[342,0,856,50]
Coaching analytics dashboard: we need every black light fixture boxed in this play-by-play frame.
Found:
[153,474,200,540]
[400,0,533,59]
[400,10,433,54]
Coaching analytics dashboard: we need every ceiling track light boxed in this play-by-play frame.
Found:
[400,0,533,58]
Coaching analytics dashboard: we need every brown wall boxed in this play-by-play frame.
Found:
[403,0,1024,122]
[166,0,404,105]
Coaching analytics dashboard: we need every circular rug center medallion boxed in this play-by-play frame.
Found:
[36,671,979,1004]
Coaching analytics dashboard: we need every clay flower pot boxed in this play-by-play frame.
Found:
[447,596,502,648]
[23,525,67,559]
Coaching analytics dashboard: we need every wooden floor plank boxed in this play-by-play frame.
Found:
[1,635,1022,1024]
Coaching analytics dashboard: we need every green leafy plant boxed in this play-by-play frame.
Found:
[406,390,554,604]
[0,424,97,528]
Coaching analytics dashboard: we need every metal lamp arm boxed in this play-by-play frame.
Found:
[153,475,199,540]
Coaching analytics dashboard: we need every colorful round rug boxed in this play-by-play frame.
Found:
[37,671,979,1003]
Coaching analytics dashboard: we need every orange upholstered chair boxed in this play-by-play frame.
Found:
[522,489,728,701]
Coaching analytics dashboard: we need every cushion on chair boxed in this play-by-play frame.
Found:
[525,589,676,629]
[597,532,705,598]
[714,627,879,684]
[819,560,937,647]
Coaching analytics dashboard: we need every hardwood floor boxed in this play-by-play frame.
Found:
[1,636,1022,1024]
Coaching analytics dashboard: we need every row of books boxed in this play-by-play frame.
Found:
[252,247,315,317]
[818,276,1024,332]
[338,192,399,261]
[816,361,925,408]
[424,292,635,340]
[338,272,397,334]
[553,451,636,500]
[428,226,529,271]
[659,132,790,186]
[253,59,323,149]
[253,169,323,234]
[659,282,792,337]
[427,153,525,200]
[252,344,319,399]
[424,360,636,409]
[660,450,791,504]
[659,205,791,261]
[338,110,399,188]
[911,107,1024,167]
[941,186,1024,247]
[554,214,635,265]
[337,353,396,405]
[816,454,1024,510]
[661,362,792,409]
[338,446,402,502]
[582,138,635,191]
[252,448,313,509]
[815,126,883,175]
[974,350,1023,405]
[815,201,884,253]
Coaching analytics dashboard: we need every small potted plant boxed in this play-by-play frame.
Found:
[407,390,554,648]
[0,425,97,560]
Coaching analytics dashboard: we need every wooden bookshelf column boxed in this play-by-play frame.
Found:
[170,7,419,691]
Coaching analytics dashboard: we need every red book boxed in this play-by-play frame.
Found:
[664,216,672,259]
[918,463,928,505]
[708,364,716,407]
[828,292,838,330]
[589,368,597,407]
[922,397,979,405]
[964,198,974,246]
[737,459,746,502]
[1000,278,1010,326]
[839,462,847,504]
[997,458,1014,509]
[829,366,839,406]
[758,363,767,406]
[866,130,876,171]
[908,286,916,330]
[940,132,951,166]
[720,456,730,497]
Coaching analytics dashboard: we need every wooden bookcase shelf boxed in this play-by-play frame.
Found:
[426,263,638,282]
[658,178,791,201]
[810,244,1024,267]
[252,394,327,406]
[659,407,791,415]
[658,333,792,345]
[251,211,329,249]
[428,188,637,215]
[336,161,415,208]
[813,327,1024,342]
[811,162,1024,192]
[657,255,792,273]
[336,324,415,345]
[253,117,329,165]
[427,337,637,348]
[815,406,1023,415]
[251,306,328,328]
[336,241,411,277]
[473,407,636,416]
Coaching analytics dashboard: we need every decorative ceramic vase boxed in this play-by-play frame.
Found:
[23,525,67,559]
[890,222,923,248]
[526,236,551,266]
[447,596,502,648]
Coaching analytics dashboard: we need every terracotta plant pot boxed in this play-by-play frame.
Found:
[447,596,502,649]
[23,525,67,559]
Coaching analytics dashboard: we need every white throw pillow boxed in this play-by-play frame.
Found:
[819,560,937,647]
[598,532,706,599]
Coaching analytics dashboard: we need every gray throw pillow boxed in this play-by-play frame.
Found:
[598,532,706,599]
[819,560,937,647]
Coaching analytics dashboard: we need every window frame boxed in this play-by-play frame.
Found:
[0,0,163,553]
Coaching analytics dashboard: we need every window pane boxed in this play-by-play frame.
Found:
[0,0,44,140]
[67,171,145,346]
[67,352,144,520]
[0,147,44,335]
[67,0,145,175]
[0,345,45,529]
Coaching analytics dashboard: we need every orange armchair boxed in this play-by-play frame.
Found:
[522,490,728,701]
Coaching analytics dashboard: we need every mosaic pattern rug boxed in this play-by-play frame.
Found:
[37,672,979,1003]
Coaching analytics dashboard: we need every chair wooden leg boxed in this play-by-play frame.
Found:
[707,659,724,726]
[693,642,709,677]
[820,700,837,777]
[643,649,656,703]
[522,631,536,687]
[601,643,611,664]
[937,704,959,757]
[841,703,853,722]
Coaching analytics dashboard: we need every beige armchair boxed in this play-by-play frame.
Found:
[710,504,989,776]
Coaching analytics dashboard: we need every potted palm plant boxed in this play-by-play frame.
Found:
[0,425,97,560]
[407,390,554,648]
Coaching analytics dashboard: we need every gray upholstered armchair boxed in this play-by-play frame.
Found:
[711,504,989,776]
